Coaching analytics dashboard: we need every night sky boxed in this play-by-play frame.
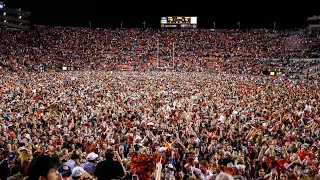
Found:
[2,0,319,29]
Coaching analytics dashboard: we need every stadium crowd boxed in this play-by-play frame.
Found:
[0,27,320,180]
[1,27,319,74]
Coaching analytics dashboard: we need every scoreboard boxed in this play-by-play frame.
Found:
[161,16,197,28]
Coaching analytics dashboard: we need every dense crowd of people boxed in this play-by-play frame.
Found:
[0,27,319,74]
[0,27,320,180]
[267,59,320,75]
[0,71,319,180]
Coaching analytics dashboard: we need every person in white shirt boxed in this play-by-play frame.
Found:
[185,160,215,180]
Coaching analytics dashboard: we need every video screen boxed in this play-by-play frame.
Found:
[161,16,197,28]
[0,4,3,8]
[161,17,167,24]
[190,17,197,24]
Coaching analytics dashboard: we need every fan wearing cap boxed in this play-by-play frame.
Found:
[81,152,98,175]
[72,166,93,180]
[164,163,175,180]
[72,167,85,180]
[216,172,234,180]
[58,164,72,180]
[146,122,155,129]
[0,152,22,180]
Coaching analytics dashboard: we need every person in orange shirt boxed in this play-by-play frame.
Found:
[297,144,310,161]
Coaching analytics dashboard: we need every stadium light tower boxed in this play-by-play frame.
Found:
[307,15,320,32]
[0,5,31,29]
[173,42,175,68]
[142,21,145,29]
[157,41,159,67]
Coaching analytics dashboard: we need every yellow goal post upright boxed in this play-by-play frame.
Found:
[156,40,175,70]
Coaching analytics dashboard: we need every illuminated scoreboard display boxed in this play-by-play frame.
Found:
[161,16,197,28]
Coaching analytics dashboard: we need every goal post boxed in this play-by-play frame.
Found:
[156,41,175,69]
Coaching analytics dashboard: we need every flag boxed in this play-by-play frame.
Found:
[142,21,145,25]
[237,21,240,26]
[155,157,162,180]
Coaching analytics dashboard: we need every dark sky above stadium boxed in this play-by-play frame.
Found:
[3,0,319,29]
